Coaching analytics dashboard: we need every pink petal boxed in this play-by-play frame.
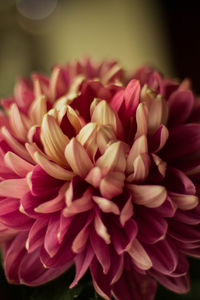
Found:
[123,79,140,117]
[44,213,61,257]
[70,244,94,288]
[26,217,48,253]
[112,269,157,300]
[3,232,28,284]
[19,248,71,286]
[145,238,178,275]
[31,165,62,196]
[135,208,168,244]
[90,257,111,300]
[148,124,169,153]
[0,178,29,198]
[168,90,194,126]
[150,270,190,294]
[90,227,111,274]
[120,194,134,226]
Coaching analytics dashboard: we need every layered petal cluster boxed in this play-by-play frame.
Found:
[1,59,200,300]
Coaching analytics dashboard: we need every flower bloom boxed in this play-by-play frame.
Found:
[1,59,200,299]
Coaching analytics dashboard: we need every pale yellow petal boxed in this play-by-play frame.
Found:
[41,114,69,166]
[34,151,74,180]
[65,138,94,177]
[128,239,152,270]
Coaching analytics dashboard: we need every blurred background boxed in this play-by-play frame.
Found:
[1,0,200,299]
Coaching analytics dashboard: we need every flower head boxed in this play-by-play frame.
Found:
[0,59,200,299]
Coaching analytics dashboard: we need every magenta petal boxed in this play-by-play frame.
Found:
[3,232,27,284]
[0,198,33,230]
[31,165,63,196]
[21,191,55,218]
[150,269,190,294]
[70,243,94,288]
[169,220,200,243]
[90,257,111,300]
[44,213,61,257]
[19,248,71,286]
[112,268,157,300]
[90,227,111,274]
[110,218,138,254]
[26,217,48,253]
[161,124,200,163]
[135,208,168,244]
[174,204,200,225]
[168,90,194,126]
[145,238,178,275]
[164,167,196,195]
[123,80,140,117]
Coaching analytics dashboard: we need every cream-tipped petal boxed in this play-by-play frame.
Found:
[94,214,111,244]
[9,103,29,141]
[85,167,102,188]
[41,114,69,166]
[4,152,33,177]
[120,195,134,227]
[34,151,74,180]
[1,127,33,163]
[126,135,148,174]
[77,123,99,160]
[100,171,125,199]
[96,141,126,174]
[128,239,152,270]
[168,192,198,211]
[93,196,120,215]
[127,153,150,183]
[28,95,47,125]
[135,103,149,138]
[91,100,123,138]
[148,96,168,133]
[97,125,116,154]
[128,184,167,208]
[65,138,94,177]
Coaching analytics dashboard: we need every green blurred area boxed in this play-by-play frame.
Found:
[0,0,172,98]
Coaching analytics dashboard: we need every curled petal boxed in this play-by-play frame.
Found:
[65,138,94,177]
[4,151,33,177]
[149,124,169,153]
[76,122,99,160]
[127,238,152,270]
[94,212,111,244]
[135,102,149,138]
[126,135,148,174]
[93,196,120,215]
[41,114,69,166]
[28,95,47,125]
[34,151,73,180]
[120,194,134,227]
[127,153,150,183]
[9,103,29,142]
[91,100,123,138]
[1,126,33,163]
[124,79,140,117]
[96,141,126,174]
[168,192,198,210]
[128,184,167,208]
[148,96,168,133]
[100,171,125,199]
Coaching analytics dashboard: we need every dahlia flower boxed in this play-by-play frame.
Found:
[1,58,200,300]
